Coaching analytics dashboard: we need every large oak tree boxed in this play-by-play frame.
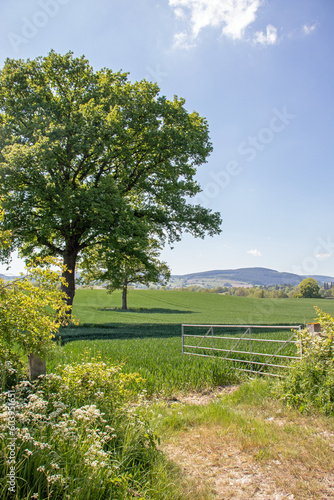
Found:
[0,51,222,312]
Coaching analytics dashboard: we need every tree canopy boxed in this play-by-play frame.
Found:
[298,278,321,298]
[80,239,170,309]
[0,51,222,312]
[79,239,170,309]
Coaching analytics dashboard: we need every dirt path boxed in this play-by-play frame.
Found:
[159,389,334,499]
[163,428,297,499]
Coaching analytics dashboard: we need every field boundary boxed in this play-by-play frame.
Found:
[182,324,303,377]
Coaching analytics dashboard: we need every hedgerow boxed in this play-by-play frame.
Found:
[281,307,334,415]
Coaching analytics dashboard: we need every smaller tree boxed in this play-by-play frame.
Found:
[79,240,170,310]
[110,256,170,310]
[0,258,71,386]
[321,288,333,298]
[298,278,321,298]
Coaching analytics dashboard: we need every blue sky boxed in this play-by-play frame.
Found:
[0,0,334,277]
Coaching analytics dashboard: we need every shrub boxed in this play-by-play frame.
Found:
[0,200,72,389]
[0,360,160,499]
[281,307,334,414]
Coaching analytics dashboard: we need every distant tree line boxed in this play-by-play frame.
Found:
[167,278,333,299]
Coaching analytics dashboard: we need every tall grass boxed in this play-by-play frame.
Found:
[49,339,241,396]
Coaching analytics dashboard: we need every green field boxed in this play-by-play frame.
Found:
[71,288,334,326]
[51,289,334,395]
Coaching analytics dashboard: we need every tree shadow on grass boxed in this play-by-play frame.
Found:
[56,323,182,344]
[98,307,193,314]
[55,324,257,345]
[55,322,290,344]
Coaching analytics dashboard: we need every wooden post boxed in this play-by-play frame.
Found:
[306,322,326,340]
[306,323,321,335]
[28,354,46,381]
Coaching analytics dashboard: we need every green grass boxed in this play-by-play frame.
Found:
[50,289,334,395]
[49,338,241,396]
[43,290,334,498]
[71,289,334,326]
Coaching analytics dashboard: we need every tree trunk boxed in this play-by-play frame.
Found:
[61,250,79,315]
[122,278,128,310]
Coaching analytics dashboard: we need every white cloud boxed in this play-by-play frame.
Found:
[247,249,262,257]
[303,22,317,35]
[169,0,262,44]
[253,24,278,45]
[315,252,332,260]
[174,7,186,19]
[172,31,196,49]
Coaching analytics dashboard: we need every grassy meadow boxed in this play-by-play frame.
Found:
[50,289,334,395]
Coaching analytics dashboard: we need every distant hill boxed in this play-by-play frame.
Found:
[2,268,334,289]
[170,267,334,288]
[0,274,18,281]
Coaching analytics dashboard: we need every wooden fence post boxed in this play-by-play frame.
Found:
[28,354,46,381]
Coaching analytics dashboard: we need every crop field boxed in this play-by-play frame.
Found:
[51,289,334,394]
[69,288,334,326]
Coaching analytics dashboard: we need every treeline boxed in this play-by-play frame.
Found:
[168,283,334,299]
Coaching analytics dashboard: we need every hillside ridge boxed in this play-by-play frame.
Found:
[171,267,334,287]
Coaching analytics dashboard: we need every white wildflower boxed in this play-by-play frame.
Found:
[46,473,65,485]
[94,391,104,398]
[27,394,48,412]
[44,374,62,381]
[105,425,115,431]
[18,428,33,442]
[72,405,105,422]
[89,460,99,468]
[53,401,67,410]
[33,440,52,450]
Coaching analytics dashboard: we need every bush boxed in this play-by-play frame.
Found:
[281,307,334,414]
[0,200,71,389]
[0,257,73,390]
[0,360,162,499]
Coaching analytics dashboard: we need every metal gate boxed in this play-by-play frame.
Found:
[182,324,303,377]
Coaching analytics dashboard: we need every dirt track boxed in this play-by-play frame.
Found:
[160,389,334,499]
